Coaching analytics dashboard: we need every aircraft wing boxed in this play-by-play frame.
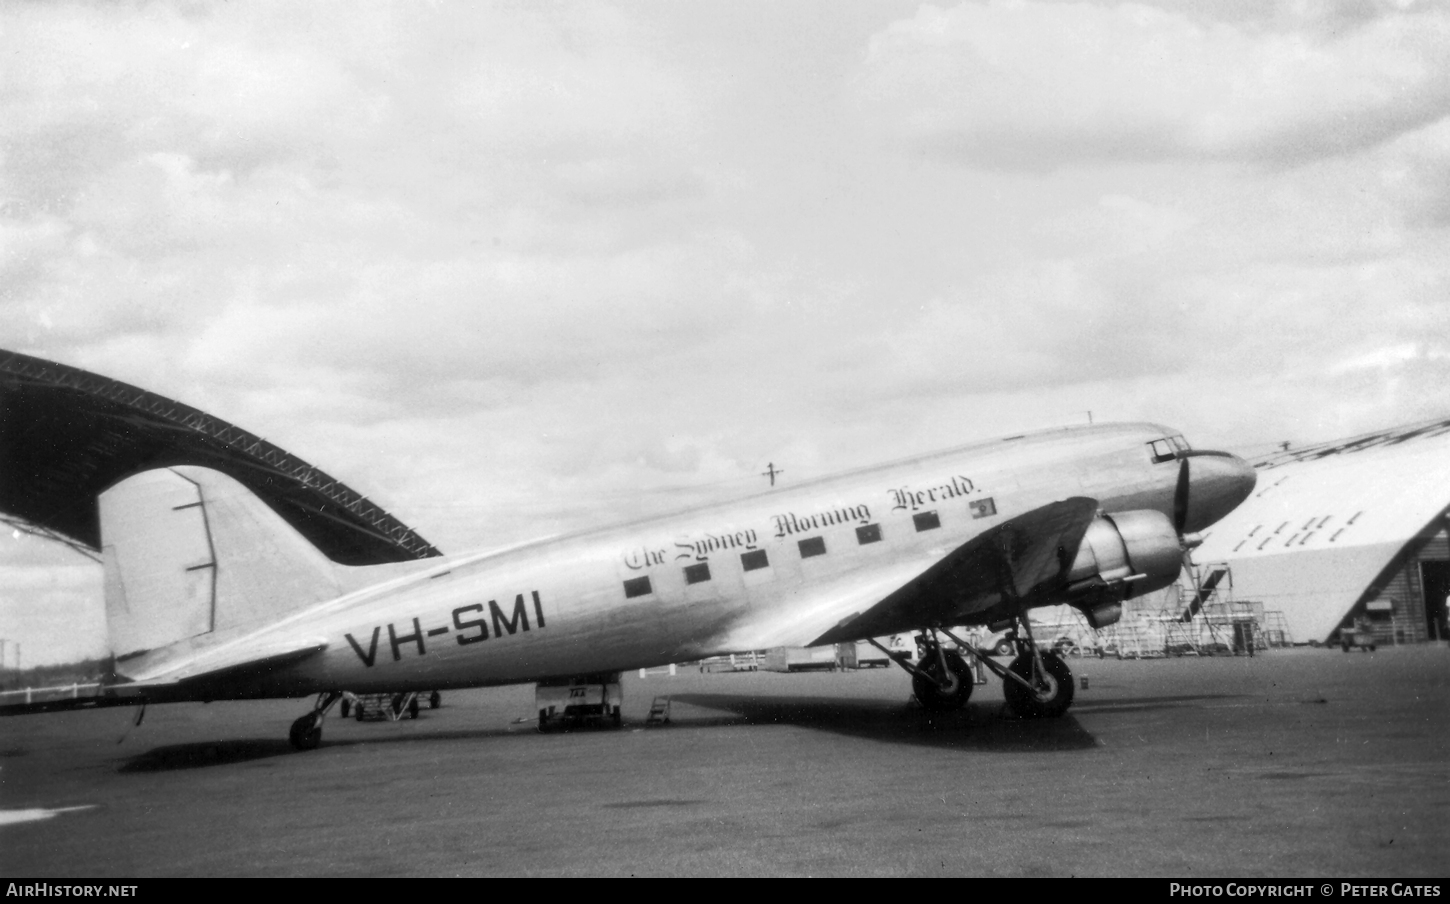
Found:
[111,634,329,692]
[805,496,1101,646]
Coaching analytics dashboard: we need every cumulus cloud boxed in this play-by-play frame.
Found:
[854,0,1450,169]
[4,2,1450,663]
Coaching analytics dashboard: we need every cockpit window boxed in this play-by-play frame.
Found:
[1148,434,1191,463]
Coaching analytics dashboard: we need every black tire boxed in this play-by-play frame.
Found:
[537,709,551,733]
[288,714,322,751]
[339,699,351,718]
[1003,650,1074,718]
[611,705,622,728]
[912,650,973,711]
[429,691,441,709]
[355,704,365,721]
[408,696,420,719]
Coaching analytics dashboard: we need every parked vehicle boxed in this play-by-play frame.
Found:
[536,672,623,730]
[1340,621,1377,653]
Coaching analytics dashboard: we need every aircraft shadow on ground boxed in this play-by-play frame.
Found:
[666,693,1096,752]
[115,725,527,773]
[665,689,1247,752]
[114,690,1248,771]
[119,738,305,772]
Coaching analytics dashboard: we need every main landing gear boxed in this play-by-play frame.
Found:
[946,617,1075,718]
[883,617,1076,719]
[288,691,343,751]
[867,632,976,711]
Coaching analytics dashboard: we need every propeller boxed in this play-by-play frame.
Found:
[1173,456,1191,535]
[1174,456,1207,622]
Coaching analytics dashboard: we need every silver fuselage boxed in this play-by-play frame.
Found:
[175,422,1254,699]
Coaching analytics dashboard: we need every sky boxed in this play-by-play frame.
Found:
[3,0,1449,665]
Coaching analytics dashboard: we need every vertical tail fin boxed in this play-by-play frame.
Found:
[101,466,343,664]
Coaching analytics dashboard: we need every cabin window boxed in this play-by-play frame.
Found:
[684,563,711,584]
[856,524,882,545]
[969,497,997,519]
[741,549,770,571]
[913,511,941,532]
[798,536,827,558]
[623,576,652,598]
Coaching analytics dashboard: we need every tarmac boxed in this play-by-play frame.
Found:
[1,645,1447,877]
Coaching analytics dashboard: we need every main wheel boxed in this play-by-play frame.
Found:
[288,714,322,751]
[912,649,973,711]
[1003,650,1074,718]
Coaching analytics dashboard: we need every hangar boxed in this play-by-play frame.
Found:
[1183,417,1450,647]
[0,349,441,567]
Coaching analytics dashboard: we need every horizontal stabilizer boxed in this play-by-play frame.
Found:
[113,635,329,691]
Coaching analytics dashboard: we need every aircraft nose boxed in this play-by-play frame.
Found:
[1180,452,1257,534]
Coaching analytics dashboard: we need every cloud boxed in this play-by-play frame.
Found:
[853,0,1450,169]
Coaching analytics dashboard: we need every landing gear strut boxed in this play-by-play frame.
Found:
[289,691,343,751]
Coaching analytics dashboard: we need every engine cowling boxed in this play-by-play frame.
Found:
[1065,510,1183,628]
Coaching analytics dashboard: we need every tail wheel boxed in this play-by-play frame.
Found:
[1004,650,1074,718]
[288,714,322,751]
[912,650,973,711]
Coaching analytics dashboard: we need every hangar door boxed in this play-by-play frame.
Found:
[1421,561,1450,642]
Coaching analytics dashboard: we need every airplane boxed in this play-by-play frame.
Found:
[9,416,1255,750]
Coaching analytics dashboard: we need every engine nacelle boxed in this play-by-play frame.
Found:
[1065,510,1184,626]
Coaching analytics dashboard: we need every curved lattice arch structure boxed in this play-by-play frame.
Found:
[1,349,441,565]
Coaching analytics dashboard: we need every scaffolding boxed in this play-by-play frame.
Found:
[1099,562,1293,657]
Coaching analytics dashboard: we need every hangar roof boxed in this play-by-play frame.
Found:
[0,350,442,566]
[1251,416,1450,471]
